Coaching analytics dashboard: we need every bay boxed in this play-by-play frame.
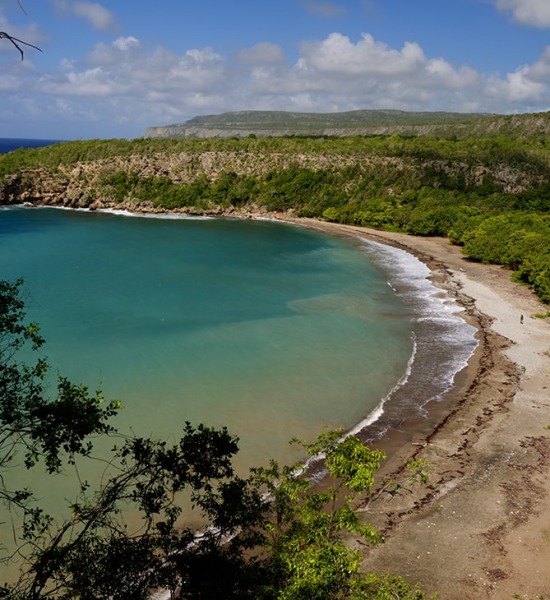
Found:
[0,206,414,470]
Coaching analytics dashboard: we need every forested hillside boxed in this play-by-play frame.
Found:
[1,130,549,303]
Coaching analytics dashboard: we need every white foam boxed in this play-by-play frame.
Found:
[350,237,478,431]
[348,333,418,435]
[96,208,212,220]
[16,204,212,220]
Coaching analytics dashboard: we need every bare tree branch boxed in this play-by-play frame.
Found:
[0,31,42,60]
[16,0,28,16]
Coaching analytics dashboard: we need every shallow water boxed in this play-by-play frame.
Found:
[356,238,478,441]
[0,207,479,581]
[0,207,417,471]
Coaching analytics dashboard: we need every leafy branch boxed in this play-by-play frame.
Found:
[0,280,431,598]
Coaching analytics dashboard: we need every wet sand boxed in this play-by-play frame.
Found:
[284,218,550,599]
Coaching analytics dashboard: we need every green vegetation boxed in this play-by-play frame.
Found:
[148,108,488,139]
[0,280,431,598]
[6,113,548,595]
[1,124,550,304]
[146,109,550,139]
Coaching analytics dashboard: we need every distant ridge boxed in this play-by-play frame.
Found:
[143,109,550,139]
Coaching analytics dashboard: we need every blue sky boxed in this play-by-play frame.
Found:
[1,0,550,139]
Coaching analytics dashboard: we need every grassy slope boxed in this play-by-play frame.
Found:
[146,109,550,138]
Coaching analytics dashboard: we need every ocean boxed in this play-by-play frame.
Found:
[0,138,62,153]
[0,206,477,467]
[0,147,480,584]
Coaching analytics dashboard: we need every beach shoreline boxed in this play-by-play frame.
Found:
[285,217,550,600]
[6,203,550,597]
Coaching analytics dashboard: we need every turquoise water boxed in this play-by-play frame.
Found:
[0,207,414,469]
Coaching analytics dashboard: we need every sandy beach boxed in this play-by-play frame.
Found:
[5,202,549,597]
[92,207,550,598]
[282,218,550,599]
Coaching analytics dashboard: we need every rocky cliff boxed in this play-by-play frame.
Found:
[0,149,407,212]
[1,141,541,215]
[143,109,493,139]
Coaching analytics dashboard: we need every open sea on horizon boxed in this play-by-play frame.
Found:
[0,137,62,153]
[0,206,477,519]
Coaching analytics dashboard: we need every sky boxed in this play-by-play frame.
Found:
[1,0,550,140]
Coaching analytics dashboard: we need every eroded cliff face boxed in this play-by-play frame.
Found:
[143,124,476,140]
[143,111,550,140]
[0,150,405,212]
[0,147,541,214]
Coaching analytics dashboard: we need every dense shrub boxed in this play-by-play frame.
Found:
[461,213,550,302]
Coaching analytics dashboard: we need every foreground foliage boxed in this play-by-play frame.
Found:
[0,280,429,598]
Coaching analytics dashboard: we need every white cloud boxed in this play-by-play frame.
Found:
[236,42,285,65]
[298,33,427,76]
[59,57,75,70]
[292,31,480,107]
[4,31,550,138]
[494,0,550,27]
[52,38,227,101]
[489,51,550,102]
[507,68,545,100]
[39,67,125,97]
[426,60,479,90]
[113,36,139,52]
[86,36,140,65]
[52,0,117,32]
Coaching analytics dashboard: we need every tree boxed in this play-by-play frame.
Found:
[0,277,119,481]
[249,430,430,599]
[0,279,266,599]
[0,279,430,598]
[0,278,120,595]
[0,30,41,60]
